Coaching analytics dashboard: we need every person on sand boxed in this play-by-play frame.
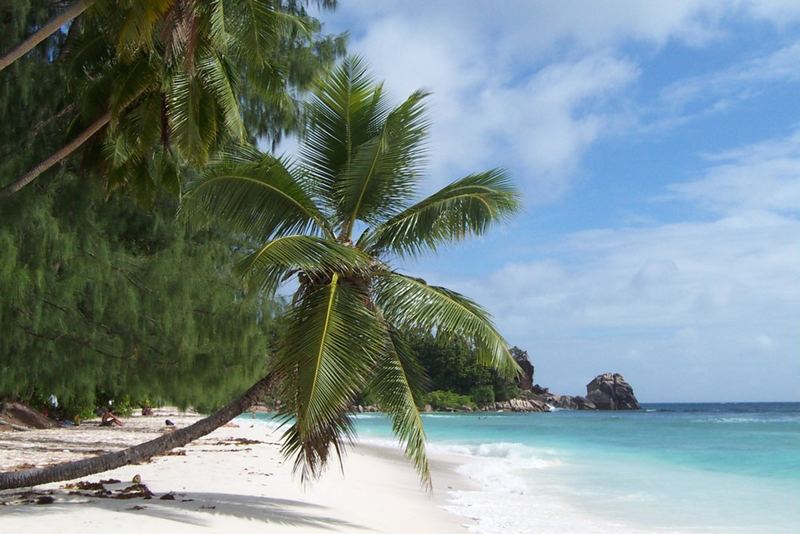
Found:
[100,409,123,427]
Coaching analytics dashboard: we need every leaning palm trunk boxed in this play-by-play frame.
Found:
[0,374,272,490]
[0,0,94,72]
[0,111,110,197]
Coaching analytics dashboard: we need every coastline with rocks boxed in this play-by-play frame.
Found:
[349,372,641,414]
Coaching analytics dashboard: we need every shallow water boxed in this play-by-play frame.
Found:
[351,403,800,533]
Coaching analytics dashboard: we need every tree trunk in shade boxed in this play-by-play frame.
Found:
[0,111,111,197]
[0,0,94,72]
[0,374,273,490]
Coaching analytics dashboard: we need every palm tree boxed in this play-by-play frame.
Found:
[182,56,521,486]
[0,0,93,72]
[1,0,337,199]
[0,57,519,491]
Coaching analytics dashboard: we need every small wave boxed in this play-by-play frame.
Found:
[692,416,800,424]
[351,413,388,420]
[426,441,561,470]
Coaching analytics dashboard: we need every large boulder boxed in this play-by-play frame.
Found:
[545,394,597,410]
[511,347,534,391]
[585,373,640,410]
[493,398,550,412]
[531,384,549,395]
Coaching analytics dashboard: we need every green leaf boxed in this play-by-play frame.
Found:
[337,89,430,233]
[374,272,520,378]
[366,322,431,489]
[369,169,520,258]
[299,56,391,216]
[197,52,245,141]
[180,156,332,240]
[168,72,219,164]
[274,274,383,482]
[235,235,373,296]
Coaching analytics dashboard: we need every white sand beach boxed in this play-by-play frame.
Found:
[0,410,470,533]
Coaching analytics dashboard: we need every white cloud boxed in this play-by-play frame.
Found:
[669,131,800,212]
[327,2,800,202]
[312,3,800,400]
[344,11,639,201]
[429,132,800,401]
[658,42,800,118]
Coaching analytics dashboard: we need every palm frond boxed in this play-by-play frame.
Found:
[374,272,520,378]
[369,169,520,258]
[337,89,430,233]
[168,71,219,164]
[108,56,161,121]
[180,155,332,240]
[273,274,383,482]
[235,235,373,295]
[366,321,431,488]
[196,52,245,141]
[228,0,307,66]
[299,56,391,213]
[115,0,173,57]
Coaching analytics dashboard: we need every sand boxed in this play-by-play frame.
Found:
[0,410,471,533]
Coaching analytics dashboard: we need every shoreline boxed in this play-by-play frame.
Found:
[0,409,471,533]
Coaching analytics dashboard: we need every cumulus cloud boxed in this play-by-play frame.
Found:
[430,132,800,401]
[312,2,800,400]
[348,15,638,201]
[668,131,800,212]
[325,1,800,203]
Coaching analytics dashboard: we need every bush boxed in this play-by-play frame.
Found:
[425,390,475,411]
[470,385,495,406]
[494,383,521,402]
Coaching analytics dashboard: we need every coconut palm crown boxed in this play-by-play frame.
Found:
[182,56,521,488]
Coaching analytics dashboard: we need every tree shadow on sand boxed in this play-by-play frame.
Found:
[0,490,371,531]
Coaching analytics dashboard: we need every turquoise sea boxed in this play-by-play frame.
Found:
[348,403,800,533]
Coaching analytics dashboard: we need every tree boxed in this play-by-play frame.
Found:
[0,180,282,415]
[0,57,520,491]
[0,0,93,72]
[182,56,521,486]
[0,0,334,490]
[0,0,344,198]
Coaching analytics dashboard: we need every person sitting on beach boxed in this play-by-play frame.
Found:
[100,409,123,427]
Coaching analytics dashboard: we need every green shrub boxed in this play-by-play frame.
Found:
[470,385,495,406]
[494,383,521,402]
[425,390,475,411]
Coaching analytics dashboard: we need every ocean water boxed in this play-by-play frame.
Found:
[349,403,800,533]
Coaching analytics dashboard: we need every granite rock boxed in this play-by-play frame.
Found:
[585,373,640,410]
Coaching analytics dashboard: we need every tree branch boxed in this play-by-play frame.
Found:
[0,110,111,197]
[0,0,94,72]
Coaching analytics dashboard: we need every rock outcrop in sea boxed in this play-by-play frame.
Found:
[512,348,535,391]
[585,373,640,410]
[490,398,549,412]
[526,372,639,411]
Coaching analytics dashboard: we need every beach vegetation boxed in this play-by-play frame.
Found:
[425,390,477,411]
[0,8,520,491]
[0,0,340,414]
[469,385,496,407]
[1,0,345,198]
[180,56,521,486]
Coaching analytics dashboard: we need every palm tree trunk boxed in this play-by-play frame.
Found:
[0,110,111,197]
[0,374,273,490]
[0,0,94,72]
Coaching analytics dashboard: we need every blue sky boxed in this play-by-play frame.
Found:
[303,1,800,401]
